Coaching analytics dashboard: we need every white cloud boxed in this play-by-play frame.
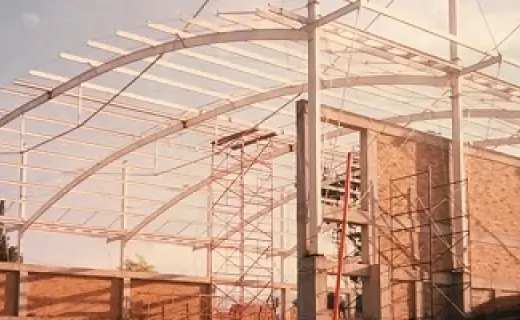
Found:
[22,12,41,26]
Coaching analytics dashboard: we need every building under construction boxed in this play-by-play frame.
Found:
[0,0,519,319]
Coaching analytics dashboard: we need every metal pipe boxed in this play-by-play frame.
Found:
[332,152,352,320]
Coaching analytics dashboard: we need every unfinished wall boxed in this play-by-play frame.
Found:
[372,131,520,318]
[0,271,17,316]
[131,279,210,320]
[466,151,520,315]
[0,263,211,319]
[376,133,452,319]
[27,273,121,318]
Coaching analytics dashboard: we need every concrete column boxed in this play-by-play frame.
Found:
[122,277,131,318]
[360,129,378,265]
[415,280,424,319]
[280,288,289,320]
[298,255,328,320]
[359,129,391,319]
[296,99,327,320]
[18,270,28,317]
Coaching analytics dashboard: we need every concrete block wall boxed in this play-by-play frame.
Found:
[0,263,211,319]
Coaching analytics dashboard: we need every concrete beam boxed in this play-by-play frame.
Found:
[324,261,371,278]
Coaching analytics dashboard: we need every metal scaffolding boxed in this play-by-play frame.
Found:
[382,168,471,319]
[206,126,277,314]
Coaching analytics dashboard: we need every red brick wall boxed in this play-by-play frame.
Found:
[376,134,452,318]
[130,279,211,320]
[466,153,520,313]
[27,273,122,318]
[0,265,213,319]
[375,132,520,317]
[0,271,17,316]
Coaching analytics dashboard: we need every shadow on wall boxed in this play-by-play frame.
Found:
[470,294,520,320]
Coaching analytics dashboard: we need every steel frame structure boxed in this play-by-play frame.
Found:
[206,126,276,312]
[2,0,520,318]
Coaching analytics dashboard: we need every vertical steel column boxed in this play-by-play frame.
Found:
[427,166,434,319]
[16,116,28,317]
[279,189,287,320]
[449,0,471,315]
[77,85,83,124]
[120,161,128,269]
[239,139,245,304]
[17,116,26,257]
[280,189,286,286]
[269,139,276,320]
[307,0,322,255]
[207,119,219,281]
[120,161,131,318]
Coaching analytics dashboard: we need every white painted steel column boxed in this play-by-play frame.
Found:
[119,161,128,269]
[279,189,287,320]
[17,116,26,259]
[120,161,131,318]
[17,116,28,317]
[449,0,471,315]
[307,0,322,255]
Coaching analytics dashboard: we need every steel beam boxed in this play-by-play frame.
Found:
[304,0,362,31]
[20,74,442,234]
[0,28,307,129]
[471,136,520,147]
[459,54,502,76]
[113,146,293,243]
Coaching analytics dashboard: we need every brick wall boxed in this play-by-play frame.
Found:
[131,279,210,320]
[376,133,452,318]
[466,152,520,315]
[0,263,211,319]
[27,273,121,318]
[0,271,17,316]
[374,131,520,318]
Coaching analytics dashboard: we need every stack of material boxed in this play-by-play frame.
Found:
[212,308,233,320]
[228,303,275,320]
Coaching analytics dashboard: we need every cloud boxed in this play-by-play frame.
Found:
[22,12,41,26]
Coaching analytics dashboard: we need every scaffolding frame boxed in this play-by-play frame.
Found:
[383,167,471,319]
[207,125,277,317]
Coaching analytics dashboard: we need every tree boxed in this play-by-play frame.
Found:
[0,200,22,263]
[123,254,156,272]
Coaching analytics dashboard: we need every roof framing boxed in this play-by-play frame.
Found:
[1,3,520,258]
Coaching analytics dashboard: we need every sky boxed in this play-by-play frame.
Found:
[1,0,520,295]
[2,0,520,86]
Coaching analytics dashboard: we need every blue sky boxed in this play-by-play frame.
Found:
[0,0,253,84]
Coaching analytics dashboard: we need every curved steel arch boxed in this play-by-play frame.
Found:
[144,108,520,245]
[0,28,307,128]
[20,74,448,233]
[471,137,520,148]
[384,109,520,123]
